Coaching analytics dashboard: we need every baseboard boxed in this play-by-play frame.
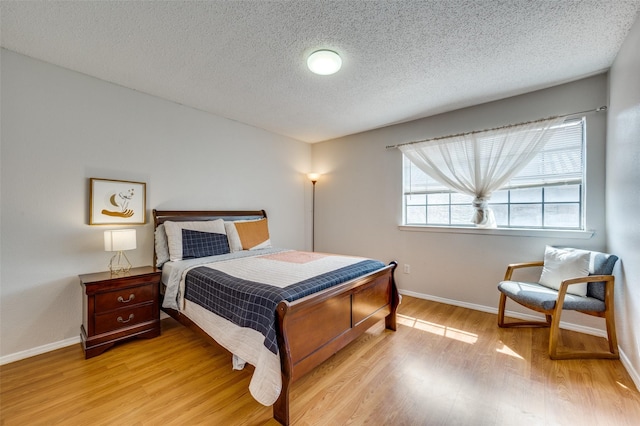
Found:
[399,289,608,338]
[2,315,171,365]
[619,348,640,391]
[0,336,80,366]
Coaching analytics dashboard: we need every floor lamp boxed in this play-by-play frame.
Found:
[308,173,320,252]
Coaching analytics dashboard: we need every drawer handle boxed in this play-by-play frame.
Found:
[117,294,135,303]
[117,314,135,323]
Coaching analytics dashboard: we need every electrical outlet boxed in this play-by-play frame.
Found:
[403,264,410,274]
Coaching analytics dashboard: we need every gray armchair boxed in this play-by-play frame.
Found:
[497,249,619,360]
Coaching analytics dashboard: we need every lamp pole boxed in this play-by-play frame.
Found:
[311,178,317,252]
[308,173,320,252]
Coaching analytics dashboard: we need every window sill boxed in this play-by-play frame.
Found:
[398,225,595,239]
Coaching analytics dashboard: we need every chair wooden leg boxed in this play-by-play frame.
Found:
[548,311,562,359]
[605,308,619,357]
[549,308,619,360]
[498,293,507,327]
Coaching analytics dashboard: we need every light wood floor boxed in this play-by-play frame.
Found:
[2,296,639,425]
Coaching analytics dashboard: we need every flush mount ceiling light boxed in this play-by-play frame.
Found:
[307,50,342,75]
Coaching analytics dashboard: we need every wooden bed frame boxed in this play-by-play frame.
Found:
[153,209,399,425]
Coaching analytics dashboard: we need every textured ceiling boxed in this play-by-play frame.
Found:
[1,1,639,143]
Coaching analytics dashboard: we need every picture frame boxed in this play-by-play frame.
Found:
[89,178,146,225]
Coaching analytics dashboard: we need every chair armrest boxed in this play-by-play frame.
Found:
[504,261,544,280]
[556,275,615,305]
[558,275,615,294]
[560,275,614,287]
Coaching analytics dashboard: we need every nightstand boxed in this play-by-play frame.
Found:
[80,266,161,359]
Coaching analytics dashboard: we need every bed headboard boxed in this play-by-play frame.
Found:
[152,209,267,267]
[153,209,266,227]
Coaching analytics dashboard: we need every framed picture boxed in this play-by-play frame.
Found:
[89,178,146,225]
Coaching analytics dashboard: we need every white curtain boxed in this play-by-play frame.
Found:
[399,116,566,228]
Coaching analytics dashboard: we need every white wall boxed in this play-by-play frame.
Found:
[0,49,312,360]
[607,16,640,387]
[312,75,610,330]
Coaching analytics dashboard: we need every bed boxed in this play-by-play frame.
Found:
[153,209,399,425]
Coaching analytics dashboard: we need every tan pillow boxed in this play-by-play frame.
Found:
[234,218,271,250]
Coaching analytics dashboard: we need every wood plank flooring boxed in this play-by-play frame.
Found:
[2,296,639,425]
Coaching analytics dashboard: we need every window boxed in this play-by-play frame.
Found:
[403,118,585,229]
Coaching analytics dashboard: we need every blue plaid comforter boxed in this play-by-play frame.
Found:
[184,259,385,354]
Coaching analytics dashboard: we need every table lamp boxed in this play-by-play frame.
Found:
[104,229,136,273]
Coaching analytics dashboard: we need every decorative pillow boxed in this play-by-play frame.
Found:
[181,229,230,259]
[538,246,590,297]
[164,219,226,261]
[224,218,271,251]
[154,224,170,267]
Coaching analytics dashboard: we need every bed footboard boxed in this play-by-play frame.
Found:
[273,261,399,425]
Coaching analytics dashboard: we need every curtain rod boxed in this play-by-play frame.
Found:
[385,106,607,149]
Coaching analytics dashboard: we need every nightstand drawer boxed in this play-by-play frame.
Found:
[94,304,155,335]
[95,284,155,313]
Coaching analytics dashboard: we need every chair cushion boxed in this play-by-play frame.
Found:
[587,252,619,301]
[498,280,606,312]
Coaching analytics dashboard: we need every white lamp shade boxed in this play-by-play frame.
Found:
[307,50,342,75]
[104,229,137,252]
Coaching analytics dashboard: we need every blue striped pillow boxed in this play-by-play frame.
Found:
[182,229,230,259]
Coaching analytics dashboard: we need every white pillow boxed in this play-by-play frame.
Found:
[224,221,243,253]
[538,246,590,297]
[154,224,170,267]
[164,219,226,261]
